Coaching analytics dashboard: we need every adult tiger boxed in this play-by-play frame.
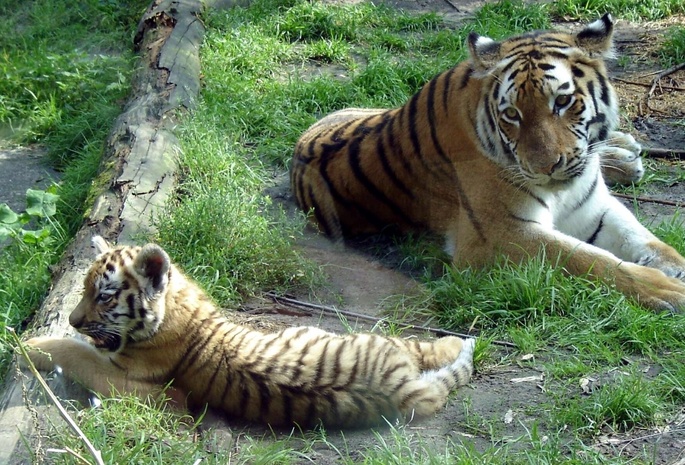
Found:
[24,236,474,428]
[290,14,685,312]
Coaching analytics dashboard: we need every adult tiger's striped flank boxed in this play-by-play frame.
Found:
[24,236,474,429]
[291,14,685,312]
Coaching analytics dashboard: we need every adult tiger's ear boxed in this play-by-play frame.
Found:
[92,235,111,255]
[467,32,502,72]
[135,243,171,297]
[575,13,615,58]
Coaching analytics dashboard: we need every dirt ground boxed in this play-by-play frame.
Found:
[235,6,685,464]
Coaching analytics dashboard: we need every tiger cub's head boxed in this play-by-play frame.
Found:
[468,14,618,186]
[69,236,171,352]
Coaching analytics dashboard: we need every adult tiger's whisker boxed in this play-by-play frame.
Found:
[263,291,517,348]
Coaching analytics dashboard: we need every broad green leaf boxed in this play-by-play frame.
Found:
[0,224,16,242]
[0,204,19,224]
[20,228,51,245]
[25,189,59,218]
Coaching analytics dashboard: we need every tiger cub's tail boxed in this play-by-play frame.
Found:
[397,337,475,422]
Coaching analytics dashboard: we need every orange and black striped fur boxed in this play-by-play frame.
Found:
[291,15,685,312]
[25,236,474,429]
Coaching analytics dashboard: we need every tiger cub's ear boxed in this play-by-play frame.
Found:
[91,235,111,255]
[134,244,171,297]
[467,32,501,72]
[575,13,614,58]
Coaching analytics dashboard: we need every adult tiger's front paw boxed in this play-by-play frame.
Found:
[599,131,644,186]
[627,265,685,313]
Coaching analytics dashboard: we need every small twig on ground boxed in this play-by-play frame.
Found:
[602,424,685,464]
[9,328,105,465]
[441,0,461,10]
[613,77,685,92]
[640,61,685,115]
[668,456,685,465]
[613,192,685,209]
[648,62,685,99]
[643,147,685,159]
[264,291,517,348]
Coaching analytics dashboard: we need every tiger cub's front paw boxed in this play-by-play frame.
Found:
[22,336,62,372]
[599,131,644,186]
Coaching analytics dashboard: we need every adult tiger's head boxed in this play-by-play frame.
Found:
[68,236,170,352]
[469,14,617,186]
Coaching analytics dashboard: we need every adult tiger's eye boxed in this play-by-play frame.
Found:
[502,107,520,121]
[555,94,572,108]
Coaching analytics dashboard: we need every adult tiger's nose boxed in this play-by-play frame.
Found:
[542,156,564,175]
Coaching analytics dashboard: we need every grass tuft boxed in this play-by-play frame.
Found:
[47,395,233,464]
[552,0,685,21]
[553,373,661,435]
[659,26,685,67]
[471,0,551,38]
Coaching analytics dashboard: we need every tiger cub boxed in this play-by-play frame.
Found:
[290,14,685,312]
[24,236,474,428]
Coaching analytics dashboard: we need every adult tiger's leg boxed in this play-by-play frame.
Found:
[589,194,685,280]
[458,223,685,313]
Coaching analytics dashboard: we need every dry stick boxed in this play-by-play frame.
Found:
[264,292,517,348]
[441,0,461,10]
[8,328,105,465]
[648,62,685,98]
[668,456,685,465]
[641,61,685,115]
[613,192,685,209]
[644,147,685,159]
[613,77,685,92]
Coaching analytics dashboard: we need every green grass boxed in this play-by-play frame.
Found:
[660,26,685,67]
[552,372,662,436]
[153,124,319,304]
[471,0,551,37]
[34,395,234,464]
[552,0,685,21]
[0,0,140,156]
[415,252,685,438]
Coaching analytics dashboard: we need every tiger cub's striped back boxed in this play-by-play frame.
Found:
[25,236,474,428]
